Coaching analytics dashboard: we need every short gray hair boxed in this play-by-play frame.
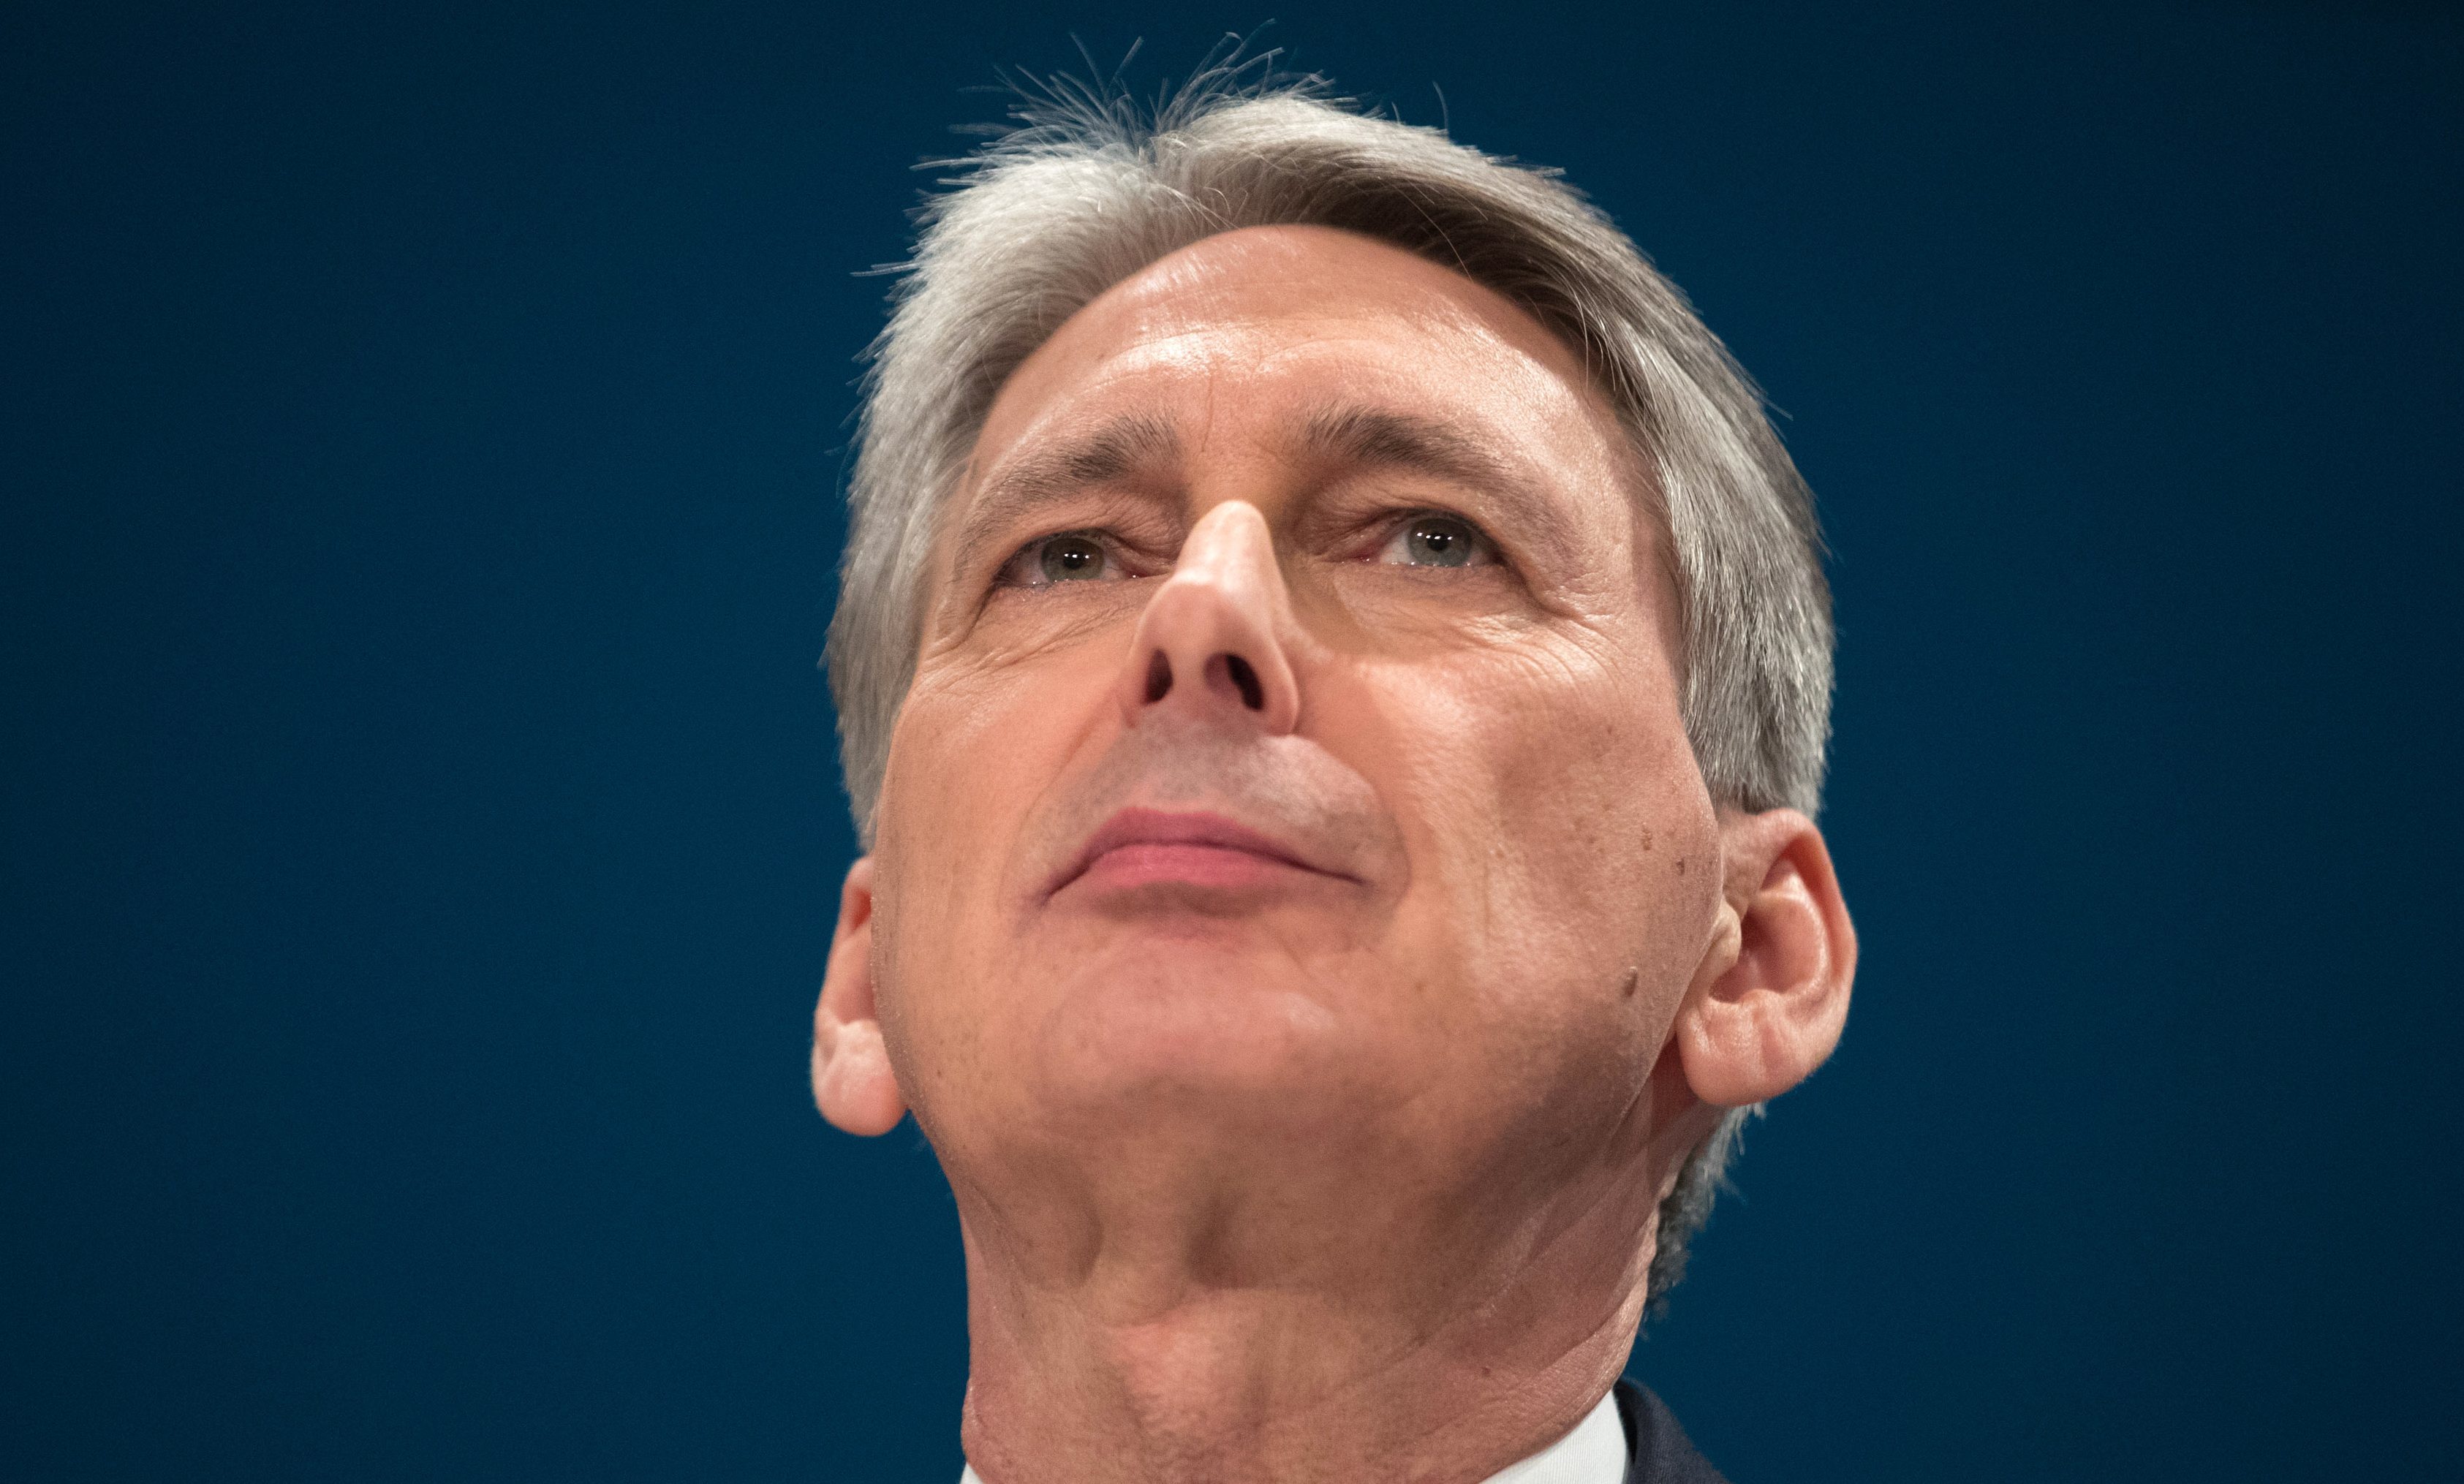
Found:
[825,68,1832,1307]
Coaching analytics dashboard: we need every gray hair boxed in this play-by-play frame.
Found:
[825,68,1831,1307]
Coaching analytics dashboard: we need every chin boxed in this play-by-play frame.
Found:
[1026,953,1377,1132]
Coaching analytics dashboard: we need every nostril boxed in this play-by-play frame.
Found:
[1222,654,1264,711]
[1144,651,1173,704]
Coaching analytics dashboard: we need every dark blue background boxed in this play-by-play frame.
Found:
[7,3,2459,1479]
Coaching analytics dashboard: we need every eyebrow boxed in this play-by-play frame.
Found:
[1296,404,1581,569]
[1294,404,1523,495]
[950,412,1183,578]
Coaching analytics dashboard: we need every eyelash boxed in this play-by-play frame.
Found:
[990,508,1505,591]
[1367,510,1500,569]
[994,529,1133,589]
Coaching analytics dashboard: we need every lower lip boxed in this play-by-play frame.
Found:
[1069,841,1318,894]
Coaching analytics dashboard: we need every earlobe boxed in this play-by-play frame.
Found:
[1674,809,1856,1108]
[812,856,910,1136]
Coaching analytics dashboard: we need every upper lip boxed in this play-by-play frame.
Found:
[1047,807,1350,898]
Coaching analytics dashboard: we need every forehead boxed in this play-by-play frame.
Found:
[968,225,1630,482]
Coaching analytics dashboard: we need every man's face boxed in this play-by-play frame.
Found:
[866,225,1726,1222]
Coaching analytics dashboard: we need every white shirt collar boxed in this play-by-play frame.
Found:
[957,1388,1625,1484]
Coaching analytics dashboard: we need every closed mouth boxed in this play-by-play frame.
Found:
[1048,807,1350,899]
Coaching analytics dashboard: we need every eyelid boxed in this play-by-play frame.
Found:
[993,526,1146,588]
[963,482,1178,580]
[1364,507,1503,567]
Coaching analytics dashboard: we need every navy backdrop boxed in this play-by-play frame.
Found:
[6,3,2460,1480]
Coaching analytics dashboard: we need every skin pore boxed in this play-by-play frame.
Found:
[812,226,1856,1484]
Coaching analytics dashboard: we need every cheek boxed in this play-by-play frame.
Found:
[1365,634,1718,1028]
[869,651,1116,1080]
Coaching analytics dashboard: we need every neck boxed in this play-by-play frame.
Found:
[945,1088,1684,1484]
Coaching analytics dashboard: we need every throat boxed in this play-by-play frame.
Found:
[951,1214,1651,1484]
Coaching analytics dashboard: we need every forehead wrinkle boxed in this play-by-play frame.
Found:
[949,410,1184,577]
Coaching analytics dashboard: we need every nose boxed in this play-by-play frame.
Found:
[1114,500,1302,735]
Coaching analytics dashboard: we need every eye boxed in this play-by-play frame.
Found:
[1375,514,1495,569]
[997,531,1123,588]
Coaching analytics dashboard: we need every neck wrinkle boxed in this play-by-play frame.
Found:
[949,1137,1663,1484]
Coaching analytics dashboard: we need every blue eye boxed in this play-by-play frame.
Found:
[1378,515,1491,568]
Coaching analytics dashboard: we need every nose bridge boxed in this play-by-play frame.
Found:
[1114,500,1301,735]
[1174,498,1282,606]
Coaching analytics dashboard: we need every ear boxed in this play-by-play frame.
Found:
[812,856,908,1136]
[1674,809,1856,1108]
